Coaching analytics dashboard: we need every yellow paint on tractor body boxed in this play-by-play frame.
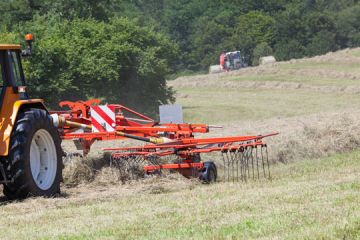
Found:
[0,45,21,50]
[0,87,46,156]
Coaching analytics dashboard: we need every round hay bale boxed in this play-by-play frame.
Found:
[259,56,276,65]
[209,65,222,74]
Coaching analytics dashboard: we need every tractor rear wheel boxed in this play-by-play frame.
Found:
[3,108,63,199]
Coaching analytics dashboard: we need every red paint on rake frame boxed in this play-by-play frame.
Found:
[52,99,278,180]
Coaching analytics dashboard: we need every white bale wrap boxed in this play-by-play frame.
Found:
[259,56,276,65]
[209,65,222,74]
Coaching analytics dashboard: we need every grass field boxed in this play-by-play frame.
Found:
[0,151,359,239]
[1,48,360,239]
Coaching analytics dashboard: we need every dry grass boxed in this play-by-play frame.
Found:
[0,151,359,239]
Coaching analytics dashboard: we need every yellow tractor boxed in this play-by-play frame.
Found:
[0,34,63,199]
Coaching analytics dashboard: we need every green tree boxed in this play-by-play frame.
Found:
[335,4,360,48]
[17,16,177,116]
[232,11,275,64]
[306,30,337,56]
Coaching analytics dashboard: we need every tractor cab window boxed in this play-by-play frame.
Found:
[9,51,25,86]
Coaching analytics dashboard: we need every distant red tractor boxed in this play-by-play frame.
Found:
[210,51,247,74]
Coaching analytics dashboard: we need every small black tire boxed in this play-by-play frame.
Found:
[199,161,217,184]
[3,108,63,199]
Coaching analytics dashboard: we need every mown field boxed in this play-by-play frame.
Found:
[1,48,360,239]
[0,151,359,239]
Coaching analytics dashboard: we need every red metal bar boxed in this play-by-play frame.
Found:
[111,150,175,158]
[111,104,154,122]
[144,162,204,171]
[103,133,277,151]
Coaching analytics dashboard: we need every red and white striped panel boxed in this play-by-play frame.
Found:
[90,105,116,132]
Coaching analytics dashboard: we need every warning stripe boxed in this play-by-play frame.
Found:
[92,106,115,128]
[91,105,116,132]
[91,109,114,132]
[100,105,115,122]
[92,115,106,132]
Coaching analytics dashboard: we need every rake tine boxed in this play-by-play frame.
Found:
[261,145,266,178]
[233,149,238,182]
[250,147,254,179]
[228,151,233,182]
[265,145,271,179]
[241,148,246,182]
[245,147,250,181]
[244,147,252,181]
[221,151,227,182]
[245,148,249,182]
[240,148,245,181]
[256,146,260,179]
[129,156,134,179]
[230,150,236,182]
[236,147,240,182]
[226,150,231,182]
[149,155,159,166]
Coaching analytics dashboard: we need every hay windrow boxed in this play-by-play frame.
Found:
[217,109,360,164]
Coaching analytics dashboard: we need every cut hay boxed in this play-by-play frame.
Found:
[62,157,95,186]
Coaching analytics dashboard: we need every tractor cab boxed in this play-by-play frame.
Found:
[0,45,27,103]
[0,33,34,104]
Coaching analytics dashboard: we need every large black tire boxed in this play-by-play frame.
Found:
[3,108,63,199]
[199,161,217,184]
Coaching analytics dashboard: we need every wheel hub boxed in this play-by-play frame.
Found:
[30,129,57,190]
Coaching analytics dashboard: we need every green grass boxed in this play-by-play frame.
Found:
[277,61,360,72]
[0,151,359,239]
[177,87,360,124]
[226,73,359,86]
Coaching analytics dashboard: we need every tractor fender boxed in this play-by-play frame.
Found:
[0,94,48,156]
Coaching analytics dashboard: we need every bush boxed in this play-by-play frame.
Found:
[12,16,177,116]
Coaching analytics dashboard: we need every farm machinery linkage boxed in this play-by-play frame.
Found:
[51,99,278,182]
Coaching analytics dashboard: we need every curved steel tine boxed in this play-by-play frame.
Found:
[230,150,236,182]
[221,151,226,182]
[147,155,155,166]
[246,147,254,181]
[241,148,245,182]
[250,147,255,180]
[221,146,227,182]
[247,148,251,181]
[265,145,271,179]
[242,148,247,182]
[110,153,114,168]
[242,147,247,182]
[256,146,260,179]
[233,149,238,182]
[235,147,241,182]
[226,150,231,182]
[240,147,245,182]
[261,145,266,178]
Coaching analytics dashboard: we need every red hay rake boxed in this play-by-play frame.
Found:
[51,99,278,182]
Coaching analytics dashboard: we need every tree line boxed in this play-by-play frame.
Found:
[1,0,359,114]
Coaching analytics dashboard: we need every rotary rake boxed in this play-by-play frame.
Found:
[105,133,275,182]
[51,99,278,182]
